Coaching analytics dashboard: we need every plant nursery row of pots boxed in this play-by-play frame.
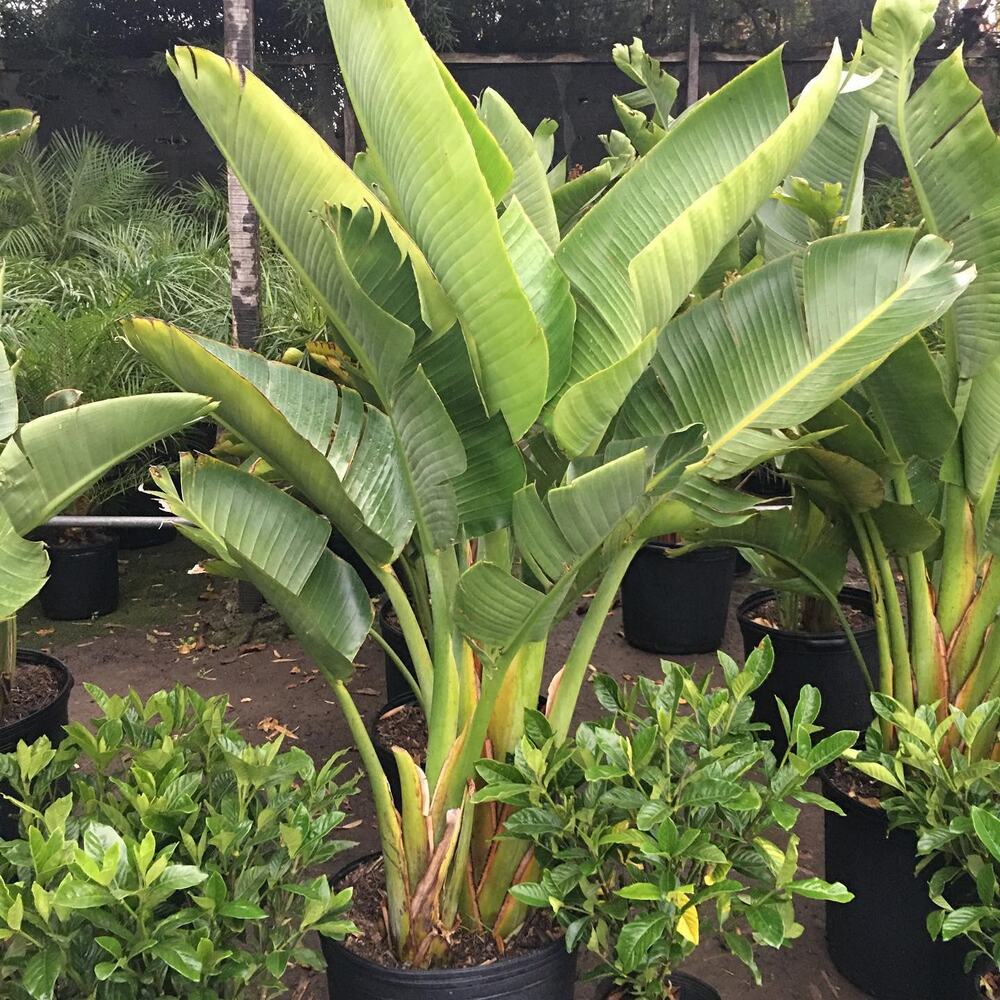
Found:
[2,0,999,997]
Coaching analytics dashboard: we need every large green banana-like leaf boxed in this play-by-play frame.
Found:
[0,343,16,442]
[0,505,48,619]
[325,0,549,440]
[858,3,1000,377]
[0,109,39,167]
[479,90,560,250]
[0,392,215,534]
[166,47,453,350]
[457,439,706,658]
[151,456,371,678]
[550,46,844,455]
[699,497,849,599]
[122,317,411,563]
[619,230,974,478]
[432,54,512,205]
[613,38,679,129]
[416,327,525,536]
[392,365,467,550]
[862,334,958,462]
[758,87,877,258]
[551,140,633,234]
[499,200,575,400]
[964,358,1000,512]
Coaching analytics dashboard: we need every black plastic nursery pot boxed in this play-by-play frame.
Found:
[821,769,981,1000]
[40,535,119,620]
[737,587,878,755]
[378,601,416,702]
[322,857,576,1000]
[0,650,73,839]
[600,972,720,1000]
[621,544,736,655]
[329,531,384,598]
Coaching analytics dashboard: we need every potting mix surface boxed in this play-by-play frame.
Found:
[16,537,875,999]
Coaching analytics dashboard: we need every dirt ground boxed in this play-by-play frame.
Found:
[16,536,871,1000]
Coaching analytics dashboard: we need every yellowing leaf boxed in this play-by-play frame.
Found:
[677,902,699,946]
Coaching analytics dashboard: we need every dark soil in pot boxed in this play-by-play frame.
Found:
[321,853,576,999]
[372,692,425,807]
[821,763,980,1000]
[40,531,119,620]
[600,972,720,1000]
[0,650,73,839]
[378,602,416,702]
[740,463,790,499]
[621,544,735,655]
[738,587,877,755]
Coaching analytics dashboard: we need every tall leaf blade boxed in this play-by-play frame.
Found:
[551,47,844,455]
[0,505,48,619]
[326,0,549,439]
[153,457,372,678]
[122,317,411,562]
[166,47,453,346]
[620,230,973,476]
[858,11,1000,377]
[479,89,560,249]
[0,392,215,534]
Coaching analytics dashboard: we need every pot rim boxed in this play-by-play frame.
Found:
[45,535,118,555]
[819,763,889,823]
[0,649,74,744]
[737,586,876,641]
[599,970,721,1000]
[324,854,569,983]
[640,541,735,562]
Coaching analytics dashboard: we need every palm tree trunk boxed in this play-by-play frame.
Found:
[225,0,264,615]
[224,0,261,350]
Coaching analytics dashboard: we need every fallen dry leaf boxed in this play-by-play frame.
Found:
[35,627,55,637]
[153,629,172,637]
[177,636,207,656]
[238,642,267,656]
[257,716,299,741]
[355,687,379,697]
[240,697,252,704]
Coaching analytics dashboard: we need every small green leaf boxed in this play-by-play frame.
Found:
[746,904,785,947]
[151,940,203,982]
[218,901,268,920]
[23,945,62,1000]
[789,878,853,903]
[617,882,663,901]
[155,864,209,893]
[972,806,1000,863]
[508,882,550,908]
[52,879,113,909]
[616,913,670,972]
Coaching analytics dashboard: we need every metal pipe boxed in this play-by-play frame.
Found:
[39,502,791,533]
[43,516,193,529]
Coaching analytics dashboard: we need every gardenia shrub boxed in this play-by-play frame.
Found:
[476,641,857,1000]
[846,696,1000,982]
[0,685,358,999]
